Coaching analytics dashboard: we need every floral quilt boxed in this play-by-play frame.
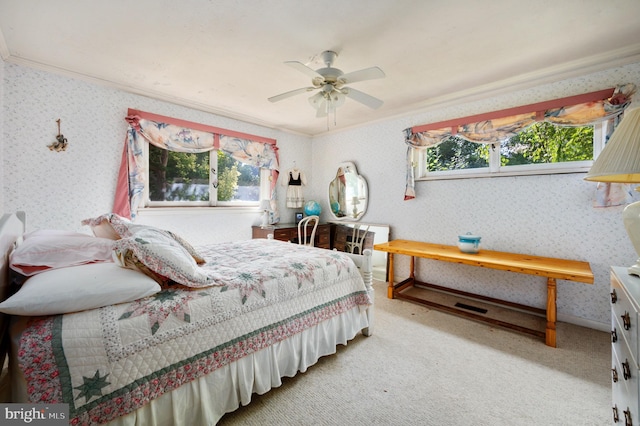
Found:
[17,239,371,425]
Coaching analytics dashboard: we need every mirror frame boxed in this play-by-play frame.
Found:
[328,161,368,221]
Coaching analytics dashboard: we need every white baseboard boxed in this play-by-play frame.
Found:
[558,313,609,333]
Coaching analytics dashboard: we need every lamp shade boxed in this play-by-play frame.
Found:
[584,106,640,275]
[584,106,640,183]
[259,200,271,211]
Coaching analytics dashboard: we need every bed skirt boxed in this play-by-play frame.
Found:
[10,303,370,426]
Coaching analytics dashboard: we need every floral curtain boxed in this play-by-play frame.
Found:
[403,84,636,201]
[114,109,280,221]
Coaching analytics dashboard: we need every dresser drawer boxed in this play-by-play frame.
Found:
[273,229,294,241]
[613,341,639,425]
[612,274,640,367]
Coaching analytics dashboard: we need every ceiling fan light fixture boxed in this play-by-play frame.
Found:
[269,50,385,124]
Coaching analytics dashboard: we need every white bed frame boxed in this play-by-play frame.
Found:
[0,212,374,423]
[0,212,25,372]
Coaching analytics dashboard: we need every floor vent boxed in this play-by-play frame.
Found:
[454,302,488,314]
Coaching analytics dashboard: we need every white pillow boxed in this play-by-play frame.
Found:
[10,230,115,276]
[0,263,161,316]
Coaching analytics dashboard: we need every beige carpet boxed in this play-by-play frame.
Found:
[218,281,610,426]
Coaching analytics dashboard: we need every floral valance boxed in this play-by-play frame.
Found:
[114,109,280,220]
[403,84,636,200]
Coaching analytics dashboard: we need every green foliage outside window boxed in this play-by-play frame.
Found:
[426,122,594,172]
[501,122,593,165]
[216,150,238,201]
[148,146,259,203]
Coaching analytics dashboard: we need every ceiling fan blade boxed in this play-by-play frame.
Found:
[342,87,384,109]
[268,87,316,103]
[339,66,385,85]
[285,61,323,79]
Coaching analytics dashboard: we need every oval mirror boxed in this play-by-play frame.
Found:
[328,162,368,221]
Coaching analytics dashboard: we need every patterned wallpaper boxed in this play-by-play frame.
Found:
[0,58,4,214]
[2,57,640,328]
[1,61,311,241]
[310,62,640,328]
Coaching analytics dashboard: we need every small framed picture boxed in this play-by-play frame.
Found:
[295,212,303,224]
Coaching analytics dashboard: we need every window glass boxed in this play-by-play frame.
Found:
[149,147,210,202]
[421,121,598,179]
[148,145,261,205]
[500,122,593,166]
[426,137,489,172]
[217,151,260,203]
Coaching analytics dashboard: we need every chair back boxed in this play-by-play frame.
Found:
[297,215,319,247]
[346,225,370,254]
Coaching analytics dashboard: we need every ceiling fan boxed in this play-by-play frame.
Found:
[268,50,385,118]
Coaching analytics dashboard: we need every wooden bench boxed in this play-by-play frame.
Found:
[373,239,594,347]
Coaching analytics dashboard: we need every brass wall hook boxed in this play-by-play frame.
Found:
[48,119,68,152]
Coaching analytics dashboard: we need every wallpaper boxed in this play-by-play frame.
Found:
[1,62,311,242]
[310,62,640,328]
[3,57,640,329]
[0,58,4,213]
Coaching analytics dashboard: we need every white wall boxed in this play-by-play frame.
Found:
[311,61,640,329]
[3,58,640,329]
[0,57,4,214]
[1,62,312,244]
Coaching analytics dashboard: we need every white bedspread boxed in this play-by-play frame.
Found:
[15,239,371,425]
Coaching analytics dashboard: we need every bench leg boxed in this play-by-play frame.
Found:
[387,253,395,299]
[546,278,557,347]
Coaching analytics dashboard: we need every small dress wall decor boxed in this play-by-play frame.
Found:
[282,167,306,208]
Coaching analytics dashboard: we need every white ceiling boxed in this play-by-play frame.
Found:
[1,0,640,136]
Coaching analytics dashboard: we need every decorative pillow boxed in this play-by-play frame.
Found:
[0,263,161,316]
[83,217,121,240]
[82,213,206,264]
[10,230,115,276]
[114,247,171,286]
[113,227,213,288]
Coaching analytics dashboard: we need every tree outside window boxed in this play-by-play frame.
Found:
[148,145,260,204]
[425,122,594,173]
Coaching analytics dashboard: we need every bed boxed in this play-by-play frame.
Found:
[0,212,374,425]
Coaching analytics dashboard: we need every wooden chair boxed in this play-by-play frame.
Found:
[293,215,319,247]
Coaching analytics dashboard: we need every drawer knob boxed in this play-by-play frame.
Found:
[622,312,631,330]
[624,407,632,426]
[623,359,631,380]
[613,404,619,423]
[612,328,618,343]
[612,289,618,303]
[613,366,619,382]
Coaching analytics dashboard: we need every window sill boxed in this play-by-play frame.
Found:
[137,206,261,217]
[416,163,592,181]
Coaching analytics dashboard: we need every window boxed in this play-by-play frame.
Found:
[145,144,267,207]
[416,121,605,180]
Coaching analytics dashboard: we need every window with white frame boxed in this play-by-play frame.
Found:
[402,85,635,200]
[415,121,606,180]
[145,144,269,207]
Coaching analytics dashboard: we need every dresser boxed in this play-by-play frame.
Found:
[251,223,331,249]
[611,266,640,425]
